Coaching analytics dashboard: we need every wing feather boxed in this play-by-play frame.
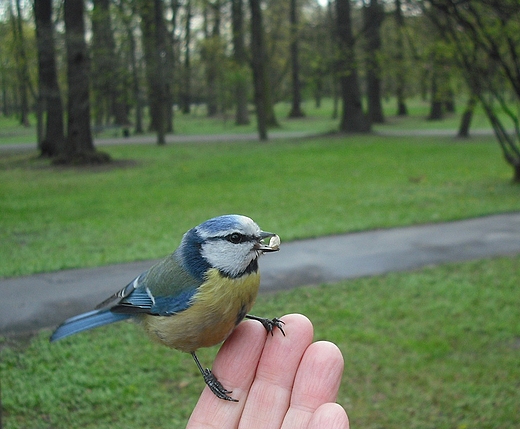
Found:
[96,252,201,317]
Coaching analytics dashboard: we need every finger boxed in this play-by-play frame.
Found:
[186,319,268,428]
[281,341,344,428]
[308,403,349,429]
[239,313,314,429]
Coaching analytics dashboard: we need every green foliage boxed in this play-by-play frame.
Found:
[1,132,519,278]
[2,255,519,428]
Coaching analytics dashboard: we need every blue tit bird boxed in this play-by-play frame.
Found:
[50,214,283,402]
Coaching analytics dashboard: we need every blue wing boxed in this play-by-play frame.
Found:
[111,285,197,316]
[50,251,201,342]
[109,253,200,316]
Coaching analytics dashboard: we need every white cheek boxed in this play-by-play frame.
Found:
[201,241,255,277]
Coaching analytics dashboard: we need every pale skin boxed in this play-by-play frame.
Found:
[187,313,350,429]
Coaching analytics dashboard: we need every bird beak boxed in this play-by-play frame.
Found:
[255,231,280,252]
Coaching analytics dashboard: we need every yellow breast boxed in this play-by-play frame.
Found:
[141,269,261,353]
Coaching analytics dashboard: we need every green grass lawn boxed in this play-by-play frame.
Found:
[1,134,519,278]
[2,255,519,428]
[1,116,519,428]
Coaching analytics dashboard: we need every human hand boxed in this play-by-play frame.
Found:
[187,313,349,429]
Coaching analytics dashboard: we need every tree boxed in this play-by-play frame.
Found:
[231,0,250,125]
[287,0,304,118]
[249,0,272,140]
[138,0,171,144]
[335,0,370,132]
[34,0,65,157]
[457,92,476,138]
[427,0,520,182]
[394,0,408,116]
[117,0,144,134]
[202,0,222,117]
[426,37,453,121]
[61,0,109,164]
[9,0,33,127]
[181,0,192,115]
[364,0,385,123]
[91,0,128,127]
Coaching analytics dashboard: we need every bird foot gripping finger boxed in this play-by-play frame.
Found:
[191,352,238,402]
[201,368,238,402]
[245,315,286,336]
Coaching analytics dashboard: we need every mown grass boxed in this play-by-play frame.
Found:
[1,255,519,428]
[1,109,519,428]
[1,134,519,278]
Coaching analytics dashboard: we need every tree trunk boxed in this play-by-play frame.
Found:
[181,0,192,114]
[138,0,170,143]
[444,89,455,113]
[165,2,176,133]
[336,0,370,133]
[394,0,407,116]
[457,93,476,138]
[91,0,128,127]
[249,0,269,140]
[288,0,304,118]
[428,62,443,120]
[364,0,384,124]
[204,0,221,117]
[34,0,65,157]
[10,0,31,127]
[118,0,143,134]
[231,0,250,125]
[61,0,108,164]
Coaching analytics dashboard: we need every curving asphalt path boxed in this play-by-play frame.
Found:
[1,212,519,336]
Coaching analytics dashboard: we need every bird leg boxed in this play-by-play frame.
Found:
[245,314,286,336]
[191,352,238,402]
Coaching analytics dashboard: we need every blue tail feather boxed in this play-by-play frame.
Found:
[50,309,132,342]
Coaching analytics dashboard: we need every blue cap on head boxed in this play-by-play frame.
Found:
[196,215,251,236]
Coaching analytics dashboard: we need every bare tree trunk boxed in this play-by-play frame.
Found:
[249,0,268,140]
[203,0,221,117]
[91,0,128,126]
[165,0,177,133]
[394,0,407,116]
[61,0,109,164]
[336,0,370,133]
[364,0,384,124]
[138,0,170,144]
[34,0,65,157]
[457,93,476,138]
[118,0,143,134]
[181,0,192,114]
[288,0,304,118]
[428,56,443,120]
[10,0,31,127]
[231,0,250,125]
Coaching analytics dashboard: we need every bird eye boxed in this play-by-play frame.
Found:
[228,233,244,244]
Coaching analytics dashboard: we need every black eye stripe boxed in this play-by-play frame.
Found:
[226,233,254,244]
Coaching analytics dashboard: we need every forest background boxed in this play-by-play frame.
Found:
[1,0,519,180]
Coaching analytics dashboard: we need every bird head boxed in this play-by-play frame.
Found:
[179,215,280,279]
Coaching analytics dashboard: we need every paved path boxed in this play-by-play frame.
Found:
[0,127,500,153]
[0,131,313,152]
[1,212,519,336]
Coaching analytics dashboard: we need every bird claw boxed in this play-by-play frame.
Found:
[201,368,238,402]
[191,351,238,402]
[245,315,286,336]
